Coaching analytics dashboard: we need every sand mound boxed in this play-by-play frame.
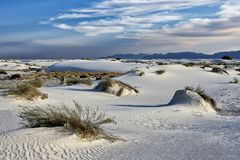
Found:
[211,67,229,75]
[127,68,145,76]
[95,79,139,96]
[169,90,215,112]
[47,60,143,72]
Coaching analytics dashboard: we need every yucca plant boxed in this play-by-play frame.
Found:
[18,101,119,142]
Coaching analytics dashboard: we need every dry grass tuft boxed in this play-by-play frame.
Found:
[9,74,21,80]
[128,69,145,76]
[139,71,145,76]
[18,101,120,142]
[185,86,219,112]
[155,69,165,75]
[211,67,229,75]
[28,79,43,88]
[7,84,48,100]
[182,62,195,67]
[0,69,7,75]
[95,78,139,96]
[66,78,93,86]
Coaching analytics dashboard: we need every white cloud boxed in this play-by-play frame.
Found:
[218,0,240,18]
[54,24,73,30]
[46,0,240,52]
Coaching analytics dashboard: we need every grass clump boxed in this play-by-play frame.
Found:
[66,78,92,86]
[185,86,219,112]
[0,69,7,75]
[128,69,145,76]
[211,67,229,75]
[182,62,195,67]
[9,74,21,80]
[95,79,139,96]
[139,71,145,76]
[28,79,43,88]
[18,101,119,142]
[155,69,165,75]
[7,84,48,100]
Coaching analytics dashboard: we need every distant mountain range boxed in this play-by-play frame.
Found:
[104,50,240,59]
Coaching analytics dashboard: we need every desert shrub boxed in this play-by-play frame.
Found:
[139,71,145,76]
[96,77,102,80]
[156,62,167,65]
[211,67,229,75]
[7,84,48,100]
[28,79,43,88]
[0,70,7,75]
[222,55,232,60]
[182,62,195,67]
[9,74,21,80]
[24,63,31,66]
[200,63,211,69]
[18,101,119,142]
[155,69,165,75]
[128,69,145,76]
[80,74,89,78]
[185,86,219,112]
[66,78,92,86]
[230,77,239,84]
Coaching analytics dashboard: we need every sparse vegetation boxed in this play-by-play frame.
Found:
[182,62,195,67]
[156,62,167,65]
[0,69,7,75]
[128,69,145,76]
[66,78,93,86]
[18,101,119,142]
[185,86,219,112]
[9,74,21,80]
[95,79,139,96]
[28,79,43,88]
[7,84,48,100]
[155,69,165,75]
[211,67,229,75]
[200,63,212,69]
[139,71,145,76]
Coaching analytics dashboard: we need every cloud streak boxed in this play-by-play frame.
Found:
[48,0,239,39]
[5,0,238,58]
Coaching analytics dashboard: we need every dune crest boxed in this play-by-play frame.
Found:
[169,90,216,112]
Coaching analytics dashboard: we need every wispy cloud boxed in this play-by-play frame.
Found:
[47,0,232,38]
[41,0,240,54]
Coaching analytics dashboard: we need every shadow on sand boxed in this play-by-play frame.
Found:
[113,103,169,108]
[54,87,97,93]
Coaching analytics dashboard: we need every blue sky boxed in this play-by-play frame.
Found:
[0,0,240,58]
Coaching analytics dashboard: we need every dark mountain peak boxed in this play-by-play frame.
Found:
[104,50,240,59]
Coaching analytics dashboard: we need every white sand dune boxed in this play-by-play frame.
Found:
[1,59,240,159]
[47,59,145,72]
[168,89,215,112]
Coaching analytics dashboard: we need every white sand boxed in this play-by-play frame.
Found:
[0,59,240,160]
